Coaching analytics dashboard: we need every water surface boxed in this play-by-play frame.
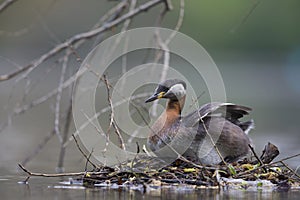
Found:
[1,176,300,200]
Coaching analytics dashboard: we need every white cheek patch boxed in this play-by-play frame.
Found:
[168,83,186,99]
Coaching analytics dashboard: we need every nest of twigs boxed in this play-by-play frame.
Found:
[19,142,300,192]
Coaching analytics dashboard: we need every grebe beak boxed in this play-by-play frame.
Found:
[145,92,165,103]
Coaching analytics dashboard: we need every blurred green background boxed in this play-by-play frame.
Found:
[0,0,299,174]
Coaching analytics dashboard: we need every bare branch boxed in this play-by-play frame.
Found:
[0,0,17,13]
[72,134,97,169]
[54,52,69,143]
[80,108,110,155]
[0,27,31,37]
[196,107,227,165]
[56,101,73,172]
[280,161,300,180]
[165,0,185,44]
[163,0,173,11]
[248,144,267,172]
[0,0,165,82]
[103,75,126,151]
[231,0,262,33]
[18,163,97,177]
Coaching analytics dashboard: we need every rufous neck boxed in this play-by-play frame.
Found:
[166,96,186,115]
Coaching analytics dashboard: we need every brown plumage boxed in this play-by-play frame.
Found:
[145,79,254,165]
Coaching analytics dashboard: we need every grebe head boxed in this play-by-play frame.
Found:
[145,79,187,103]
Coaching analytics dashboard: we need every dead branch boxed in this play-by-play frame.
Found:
[103,75,126,151]
[165,0,185,45]
[113,0,137,94]
[72,134,97,169]
[18,163,96,177]
[248,144,266,171]
[54,52,69,143]
[231,0,262,33]
[57,101,73,172]
[80,109,110,156]
[0,0,165,82]
[281,161,300,180]
[0,0,17,13]
[197,109,228,166]
[163,0,173,11]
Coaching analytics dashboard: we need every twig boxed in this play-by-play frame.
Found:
[178,156,218,170]
[63,92,152,148]
[57,101,73,172]
[85,149,94,172]
[54,51,69,144]
[149,6,169,117]
[248,144,266,171]
[0,0,165,82]
[103,0,136,64]
[0,26,31,37]
[197,110,227,166]
[153,0,185,63]
[272,153,300,164]
[0,0,17,13]
[187,91,205,111]
[130,142,140,170]
[231,0,262,33]
[18,163,97,177]
[72,134,97,169]
[280,161,300,180]
[13,67,87,115]
[119,0,137,93]
[235,153,300,178]
[91,0,128,48]
[163,0,173,11]
[103,75,126,151]
[165,0,184,45]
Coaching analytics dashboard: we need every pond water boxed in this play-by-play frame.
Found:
[1,176,300,200]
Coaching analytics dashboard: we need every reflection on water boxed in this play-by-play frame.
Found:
[1,176,300,200]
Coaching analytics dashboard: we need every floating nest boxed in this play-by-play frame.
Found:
[19,142,300,192]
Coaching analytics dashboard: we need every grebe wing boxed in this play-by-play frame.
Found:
[183,102,252,127]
